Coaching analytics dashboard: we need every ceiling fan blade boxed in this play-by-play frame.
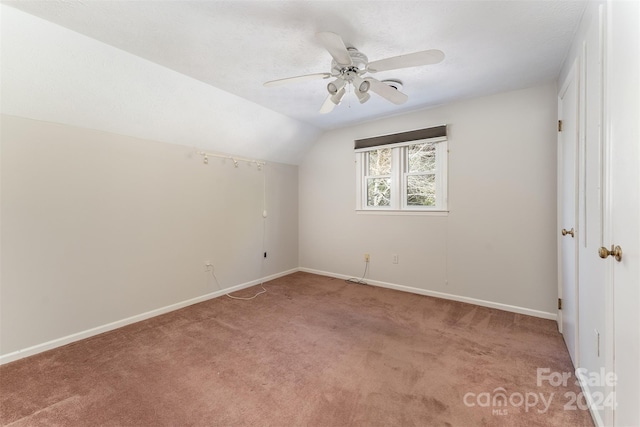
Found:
[319,95,336,114]
[366,78,408,105]
[264,72,331,87]
[367,49,445,73]
[319,87,346,114]
[316,32,353,66]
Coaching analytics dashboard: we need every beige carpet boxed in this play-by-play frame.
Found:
[1,272,593,426]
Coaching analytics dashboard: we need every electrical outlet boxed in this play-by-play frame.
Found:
[392,254,399,264]
[364,253,370,262]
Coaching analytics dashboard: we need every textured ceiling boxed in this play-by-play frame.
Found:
[5,0,586,131]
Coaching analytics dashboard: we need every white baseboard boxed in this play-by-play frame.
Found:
[0,268,298,365]
[577,378,606,427]
[1,267,557,365]
[298,267,558,321]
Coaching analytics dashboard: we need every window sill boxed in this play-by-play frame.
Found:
[355,209,449,217]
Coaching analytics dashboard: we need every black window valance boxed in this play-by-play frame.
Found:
[354,125,447,150]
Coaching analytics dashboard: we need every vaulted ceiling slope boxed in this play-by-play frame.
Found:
[0,4,321,165]
[1,1,586,164]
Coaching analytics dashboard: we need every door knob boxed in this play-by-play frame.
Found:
[599,245,622,262]
[561,228,575,238]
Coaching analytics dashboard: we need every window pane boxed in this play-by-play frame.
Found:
[367,148,392,176]
[367,178,391,207]
[407,174,436,206]
[408,143,436,173]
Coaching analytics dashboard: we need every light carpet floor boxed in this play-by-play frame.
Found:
[1,272,594,426]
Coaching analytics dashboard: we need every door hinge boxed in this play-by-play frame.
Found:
[558,120,563,132]
[558,298,563,310]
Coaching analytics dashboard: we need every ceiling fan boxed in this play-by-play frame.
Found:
[264,32,445,114]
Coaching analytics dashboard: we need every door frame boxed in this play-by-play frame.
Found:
[557,59,580,354]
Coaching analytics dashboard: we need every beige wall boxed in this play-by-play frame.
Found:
[1,83,558,357]
[299,83,558,315]
[0,115,298,355]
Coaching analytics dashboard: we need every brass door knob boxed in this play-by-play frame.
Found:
[599,245,623,262]
[561,228,575,238]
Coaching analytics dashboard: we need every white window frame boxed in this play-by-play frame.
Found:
[355,136,448,214]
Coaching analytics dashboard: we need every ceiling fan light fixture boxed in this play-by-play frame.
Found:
[330,87,346,105]
[352,75,370,94]
[355,89,370,104]
[327,78,346,95]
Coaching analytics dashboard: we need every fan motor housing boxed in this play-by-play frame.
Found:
[331,48,368,77]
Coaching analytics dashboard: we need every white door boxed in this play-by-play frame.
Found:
[606,1,640,425]
[559,63,579,366]
[577,6,608,425]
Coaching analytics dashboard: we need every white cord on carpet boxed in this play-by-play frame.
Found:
[209,269,267,300]
[345,261,369,285]
[226,285,267,300]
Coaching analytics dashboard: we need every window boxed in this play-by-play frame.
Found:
[405,142,438,207]
[355,126,448,212]
[365,147,392,207]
